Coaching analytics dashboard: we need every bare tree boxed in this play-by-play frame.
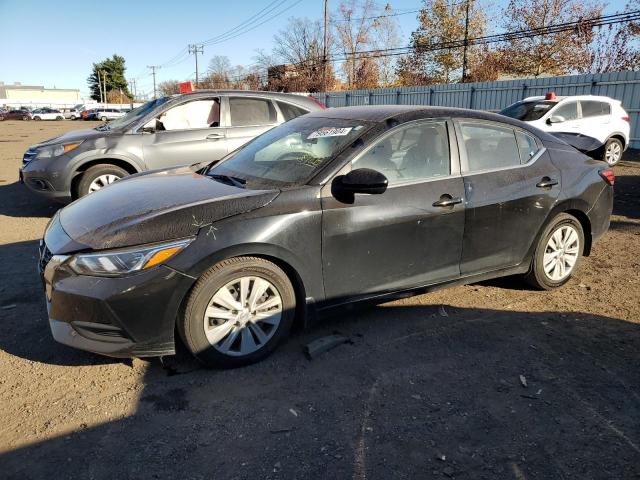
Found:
[396,0,486,85]
[334,0,380,88]
[158,80,180,96]
[369,3,402,86]
[575,1,640,73]
[270,17,333,91]
[501,0,603,77]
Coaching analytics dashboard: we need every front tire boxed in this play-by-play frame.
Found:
[101,116,107,121]
[603,138,623,166]
[179,257,296,368]
[524,213,584,290]
[76,164,128,198]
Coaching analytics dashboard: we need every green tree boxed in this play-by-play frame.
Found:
[87,54,131,101]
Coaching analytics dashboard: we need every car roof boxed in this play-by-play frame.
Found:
[173,90,321,107]
[304,105,562,144]
[522,94,619,104]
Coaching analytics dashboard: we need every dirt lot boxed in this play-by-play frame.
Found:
[0,121,639,479]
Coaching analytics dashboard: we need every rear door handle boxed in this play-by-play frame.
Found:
[206,133,225,140]
[536,177,558,188]
[432,195,463,207]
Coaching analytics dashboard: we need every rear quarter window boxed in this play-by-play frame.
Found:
[276,101,308,121]
[581,101,611,118]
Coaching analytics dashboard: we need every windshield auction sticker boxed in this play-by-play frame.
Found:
[307,127,353,139]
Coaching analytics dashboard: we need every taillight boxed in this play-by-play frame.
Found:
[622,116,630,122]
[599,168,615,185]
[308,96,326,109]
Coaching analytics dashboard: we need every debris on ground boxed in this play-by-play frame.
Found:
[436,453,447,461]
[519,375,528,388]
[304,334,350,359]
[0,304,16,310]
[438,305,449,317]
[289,408,299,417]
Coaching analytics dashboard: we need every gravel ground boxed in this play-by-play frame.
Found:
[0,121,639,479]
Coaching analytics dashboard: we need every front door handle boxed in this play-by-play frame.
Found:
[432,194,463,207]
[206,133,225,140]
[536,177,558,188]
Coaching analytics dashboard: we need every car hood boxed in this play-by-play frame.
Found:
[32,127,115,148]
[56,166,279,251]
[550,132,605,159]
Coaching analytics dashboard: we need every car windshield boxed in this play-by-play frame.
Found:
[500,100,557,121]
[208,116,370,188]
[101,97,170,130]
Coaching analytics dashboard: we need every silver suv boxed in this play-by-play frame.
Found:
[20,91,324,201]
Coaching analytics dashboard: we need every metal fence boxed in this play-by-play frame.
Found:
[312,70,640,148]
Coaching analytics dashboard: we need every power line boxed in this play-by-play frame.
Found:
[147,65,161,99]
[188,44,204,86]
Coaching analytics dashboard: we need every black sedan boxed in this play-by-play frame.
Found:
[40,106,614,367]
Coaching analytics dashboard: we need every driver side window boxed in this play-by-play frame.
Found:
[353,121,450,185]
[156,98,221,131]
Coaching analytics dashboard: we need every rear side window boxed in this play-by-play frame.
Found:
[459,122,520,172]
[553,102,579,121]
[581,101,611,118]
[277,101,308,121]
[229,97,277,126]
[515,131,540,164]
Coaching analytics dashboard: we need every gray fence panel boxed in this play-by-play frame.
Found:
[314,71,640,148]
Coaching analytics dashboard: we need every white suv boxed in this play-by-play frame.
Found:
[500,94,630,165]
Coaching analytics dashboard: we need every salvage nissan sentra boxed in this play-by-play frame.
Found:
[40,106,614,367]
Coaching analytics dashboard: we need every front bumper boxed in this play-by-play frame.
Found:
[21,150,73,202]
[41,244,195,358]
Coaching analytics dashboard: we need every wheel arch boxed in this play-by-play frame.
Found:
[533,200,593,259]
[70,157,142,199]
[606,133,627,149]
[180,243,312,331]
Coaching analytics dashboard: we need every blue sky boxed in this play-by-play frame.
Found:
[0,0,628,98]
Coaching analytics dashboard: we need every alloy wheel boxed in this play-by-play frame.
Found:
[88,174,120,193]
[202,276,282,357]
[543,225,580,281]
[605,142,622,165]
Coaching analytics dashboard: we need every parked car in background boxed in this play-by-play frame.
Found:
[80,109,98,120]
[38,105,614,367]
[20,90,325,200]
[62,108,81,120]
[32,108,64,121]
[0,109,32,121]
[94,108,127,121]
[500,94,630,166]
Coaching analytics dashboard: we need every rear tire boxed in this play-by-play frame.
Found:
[32,116,40,121]
[179,257,296,368]
[76,164,128,198]
[101,116,107,121]
[603,138,623,166]
[524,213,584,290]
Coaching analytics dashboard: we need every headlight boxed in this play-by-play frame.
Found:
[36,141,83,159]
[68,238,193,276]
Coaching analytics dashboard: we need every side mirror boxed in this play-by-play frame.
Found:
[332,168,388,202]
[548,115,565,124]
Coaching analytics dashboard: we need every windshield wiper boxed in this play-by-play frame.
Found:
[208,173,246,188]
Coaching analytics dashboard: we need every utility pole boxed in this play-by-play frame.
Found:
[188,44,204,87]
[97,72,103,103]
[461,0,471,82]
[102,70,108,105]
[323,0,329,92]
[147,65,160,99]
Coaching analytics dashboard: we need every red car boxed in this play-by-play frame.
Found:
[0,109,32,121]
[80,109,97,120]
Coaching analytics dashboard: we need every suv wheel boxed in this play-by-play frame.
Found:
[179,257,296,368]
[33,116,40,121]
[603,138,623,166]
[76,164,128,197]
[524,213,584,290]
[101,116,107,121]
